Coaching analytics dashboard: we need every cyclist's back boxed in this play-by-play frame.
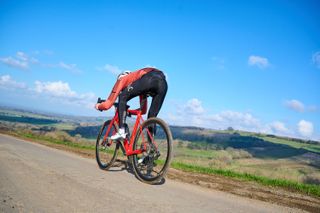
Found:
[95,67,168,140]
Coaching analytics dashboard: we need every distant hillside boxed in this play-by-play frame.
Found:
[1,106,319,158]
[170,125,319,145]
[0,105,106,124]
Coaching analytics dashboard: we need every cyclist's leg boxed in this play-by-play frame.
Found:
[109,93,126,140]
[147,77,168,138]
[118,92,129,129]
[117,75,151,128]
[148,78,168,119]
[117,71,167,138]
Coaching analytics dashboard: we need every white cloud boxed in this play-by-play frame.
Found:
[33,80,97,109]
[166,98,319,140]
[284,99,318,113]
[0,56,29,70]
[168,98,262,132]
[268,121,291,135]
[33,80,97,108]
[58,62,81,73]
[0,51,82,74]
[0,51,39,70]
[0,77,97,110]
[285,99,305,112]
[184,98,205,115]
[34,81,76,98]
[208,110,261,131]
[248,55,270,69]
[16,51,28,61]
[97,64,122,75]
[312,51,320,69]
[298,120,314,137]
[0,75,26,89]
[39,61,82,74]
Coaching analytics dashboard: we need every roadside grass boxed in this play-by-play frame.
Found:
[12,130,95,150]
[3,130,320,198]
[171,161,320,197]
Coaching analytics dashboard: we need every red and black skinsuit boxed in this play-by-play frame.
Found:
[98,67,167,129]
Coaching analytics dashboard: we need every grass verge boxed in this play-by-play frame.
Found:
[171,161,320,197]
[7,130,95,150]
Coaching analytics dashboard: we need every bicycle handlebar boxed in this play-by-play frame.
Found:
[97,97,105,104]
[97,97,140,116]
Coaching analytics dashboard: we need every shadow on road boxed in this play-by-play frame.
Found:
[100,159,166,185]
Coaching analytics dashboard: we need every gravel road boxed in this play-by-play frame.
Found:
[0,134,304,213]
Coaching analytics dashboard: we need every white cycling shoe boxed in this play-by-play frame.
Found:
[110,128,127,140]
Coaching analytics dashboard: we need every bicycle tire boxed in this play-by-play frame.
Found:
[96,120,119,170]
[131,117,173,184]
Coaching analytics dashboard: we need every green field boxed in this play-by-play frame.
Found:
[258,135,320,153]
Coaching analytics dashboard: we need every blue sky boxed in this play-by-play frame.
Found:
[1,0,319,140]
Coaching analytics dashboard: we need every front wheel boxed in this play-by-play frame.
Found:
[131,117,173,184]
[96,120,119,170]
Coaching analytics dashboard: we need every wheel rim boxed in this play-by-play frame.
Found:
[133,120,171,181]
[96,122,118,169]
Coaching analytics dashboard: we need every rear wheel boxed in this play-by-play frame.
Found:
[96,120,119,170]
[131,117,173,184]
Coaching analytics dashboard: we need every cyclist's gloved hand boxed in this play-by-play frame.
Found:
[95,103,103,111]
[95,99,113,111]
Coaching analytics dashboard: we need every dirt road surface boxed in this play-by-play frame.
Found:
[0,134,305,212]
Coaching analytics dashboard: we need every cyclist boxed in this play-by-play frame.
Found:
[95,67,168,140]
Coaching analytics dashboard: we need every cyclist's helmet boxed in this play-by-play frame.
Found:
[117,70,131,80]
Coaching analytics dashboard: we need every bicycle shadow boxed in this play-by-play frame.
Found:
[103,159,166,185]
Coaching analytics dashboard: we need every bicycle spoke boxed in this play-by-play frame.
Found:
[96,120,119,170]
[132,117,172,184]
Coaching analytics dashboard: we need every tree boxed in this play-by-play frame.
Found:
[227,127,234,131]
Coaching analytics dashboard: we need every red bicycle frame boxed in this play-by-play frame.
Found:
[103,105,147,156]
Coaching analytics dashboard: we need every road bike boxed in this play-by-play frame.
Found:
[95,98,173,184]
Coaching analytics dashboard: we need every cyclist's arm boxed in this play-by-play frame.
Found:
[96,70,152,111]
[97,79,125,111]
